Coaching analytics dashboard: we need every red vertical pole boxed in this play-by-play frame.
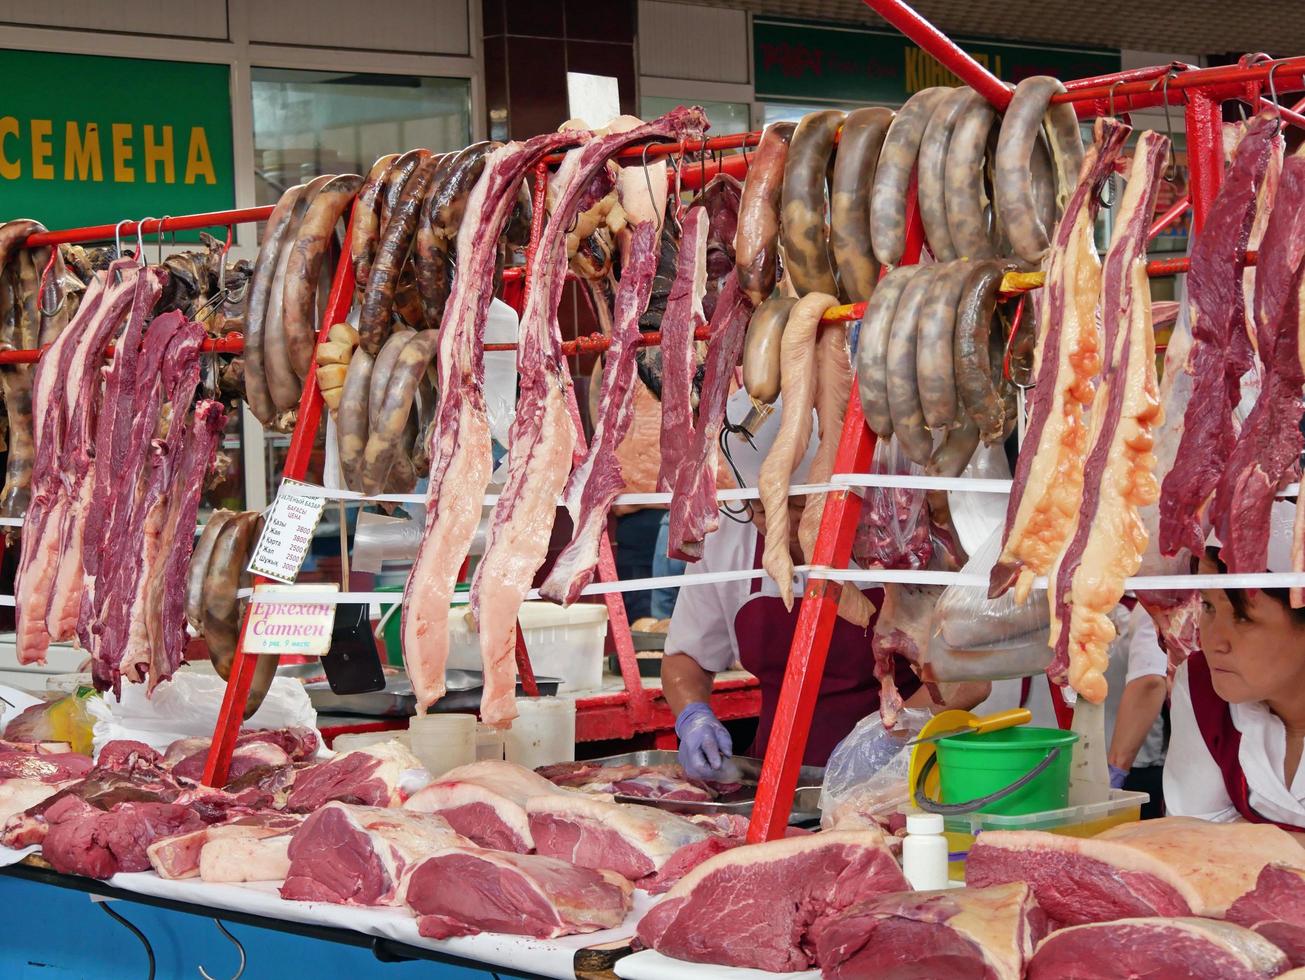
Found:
[747,187,927,843]
[202,222,356,787]
[1184,89,1225,235]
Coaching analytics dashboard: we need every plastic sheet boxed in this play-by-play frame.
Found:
[853,439,931,570]
[818,708,928,830]
[922,526,1052,682]
[87,671,319,756]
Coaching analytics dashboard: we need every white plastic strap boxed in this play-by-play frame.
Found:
[285,482,846,508]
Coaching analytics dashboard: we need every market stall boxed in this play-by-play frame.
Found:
[1,0,1305,976]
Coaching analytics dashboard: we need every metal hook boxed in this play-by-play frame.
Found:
[99,902,157,980]
[134,217,157,266]
[1154,72,1181,182]
[641,142,665,238]
[1108,79,1125,119]
[113,219,131,261]
[157,215,174,266]
[197,919,246,980]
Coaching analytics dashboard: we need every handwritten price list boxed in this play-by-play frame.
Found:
[247,478,328,584]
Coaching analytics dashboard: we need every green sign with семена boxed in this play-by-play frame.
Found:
[0,49,235,238]
[755,19,1120,107]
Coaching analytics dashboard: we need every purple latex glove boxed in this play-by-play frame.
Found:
[1108,764,1129,789]
[675,702,734,781]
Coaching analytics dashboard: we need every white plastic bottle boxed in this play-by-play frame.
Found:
[902,812,950,890]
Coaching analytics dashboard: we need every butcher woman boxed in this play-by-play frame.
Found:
[660,387,988,778]
[1165,502,1305,836]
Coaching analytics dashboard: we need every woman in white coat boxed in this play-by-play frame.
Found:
[1165,505,1305,839]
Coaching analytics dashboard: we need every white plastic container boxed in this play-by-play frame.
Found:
[476,723,505,762]
[407,713,476,778]
[503,697,576,769]
[902,812,950,891]
[447,601,608,693]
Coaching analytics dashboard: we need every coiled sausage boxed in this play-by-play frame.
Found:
[736,122,796,307]
[871,88,948,267]
[830,107,894,303]
[781,110,844,296]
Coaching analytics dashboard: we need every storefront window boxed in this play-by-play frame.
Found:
[251,67,472,206]
[643,96,749,135]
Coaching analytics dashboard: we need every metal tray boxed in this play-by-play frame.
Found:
[573,750,824,824]
[304,668,560,718]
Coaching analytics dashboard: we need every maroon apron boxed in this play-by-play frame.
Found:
[1187,651,1305,833]
[733,539,920,766]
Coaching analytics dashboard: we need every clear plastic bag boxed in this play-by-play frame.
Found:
[819,708,929,830]
[921,525,1052,682]
[853,438,932,570]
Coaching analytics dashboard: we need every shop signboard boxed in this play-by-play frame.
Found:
[0,49,234,237]
[755,19,1120,106]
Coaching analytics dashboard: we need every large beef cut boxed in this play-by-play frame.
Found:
[285,740,420,812]
[1160,113,1281,558]
[41,795,205,878]
[162,726,318,782]
[810,882,1046,980]
[399,846,633,940]
[965,817,1305,925]
[1045,129,1168,702]
[526,793,710,882]
[0,745,92,783]
[281,802,466,906]
[403,759,566,853]
[990,119,1130,602]
[1026,917,1288,979]
[536,760,733,802]
[635,829,909,972]
[1227,864,1305,967]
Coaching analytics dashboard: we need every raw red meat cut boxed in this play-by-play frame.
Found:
[540,220,661,606]
[1160,114,1280,558]
[403,759,566,853]
[991,119,1130,602]
[1026,917,1288,979]
[667,270,753,560]
[639,836,740,895]
[535,760,734,801]
[281,802,466,906]
[635,829,909,972]
[526,793,711,882]
[810,882,1046,980]
[1227,864,1305,967]
[965,817,1305,925]
[655,204,709,494]
[285,740,420,812]
[400,846,633,939]
[97,740,164,770]
[0,745,92,783]
[1046,129,1168,701]
[1211,155,1305,572]
[41,795,204,879]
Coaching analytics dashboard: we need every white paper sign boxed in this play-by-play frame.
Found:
[243,583,337,656]
[247,478,328,584]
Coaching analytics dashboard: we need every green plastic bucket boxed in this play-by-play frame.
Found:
[935,727,1078,816]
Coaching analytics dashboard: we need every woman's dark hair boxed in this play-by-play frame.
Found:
[1204,546,1305,624]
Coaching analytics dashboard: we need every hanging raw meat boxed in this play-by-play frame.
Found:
[1158,113,1280,557]
[990,118,1130,603]
[1046,130,1168,702]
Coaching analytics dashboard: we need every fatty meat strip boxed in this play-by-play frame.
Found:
[471,120,692,728]
[1158,113,1280,558]
[1210,154,1305,573]
[540,220,661,607]
[401,130,589,714]
[1046,131,1168,702]
[14,262,146,665]
[990,118,1130,603]
[666,271,753,560]
[655,206,709,494]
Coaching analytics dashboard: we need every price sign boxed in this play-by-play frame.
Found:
[243,583,338,656]
[247,478,328,584]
